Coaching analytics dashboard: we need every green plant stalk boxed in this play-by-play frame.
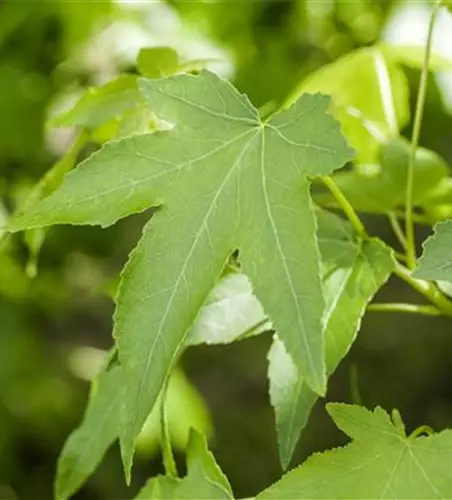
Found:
[367,303,441,316]
[388,212,407,251]
[321,176,366,238]
[323,175,452,318]
[160,377,177,478]
[393,262,452,318]
[405,0,441,268]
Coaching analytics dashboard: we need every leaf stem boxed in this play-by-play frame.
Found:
[409,424,434,439]
[320,175,452,318]
[387,212,407,251]
[393,262,452,318]
[367,303,441,316]
[321,176,366,239]
[160,377,177,478]
[405,0,441,268]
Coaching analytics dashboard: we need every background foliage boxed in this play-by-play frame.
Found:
[2,1,452,499]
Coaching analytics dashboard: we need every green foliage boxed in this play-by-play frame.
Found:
[56,363,122,500]
[414,220,452,281]
[258,404,452,499]
[290,46,409,164]
[315,138,449,214]
[269,213,394,468]
[56,361,211,500]
[135,429,232,499]
[5,2,452,499]
[9,70,353,477]
[137,47,180,78]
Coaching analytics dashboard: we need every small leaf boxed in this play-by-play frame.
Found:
[137,47,179,78]
[135,429,233,499]
[413,220,452,282]
[269,211,394,469]
[55,364,123,500]
[9,71,353,477]
[51,75,142,129]
[258,404,452,499]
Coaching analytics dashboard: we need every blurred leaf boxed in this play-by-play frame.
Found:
[315,138,449,213]
[135,429,232,500]
[269,227,394,469]
[258,404,452,499]
[291,46,409,163]
[51,75,142,130]
[137,47,179,78]
[136,367,212,454]
[55,364,122,500]
[380,43,452,71]
[414,220,452,282]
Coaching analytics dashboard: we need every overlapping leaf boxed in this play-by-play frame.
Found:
[314,138,449,214]
[258,404,452,499]
[289,46,409,164]
[9,70,353,477]
[268,211,394,469]
[136,429,232,500]
[414,220,452,282]
[55,363,122,500]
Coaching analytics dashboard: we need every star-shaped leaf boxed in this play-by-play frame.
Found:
[9,70,353,476]
[258,404,452,499]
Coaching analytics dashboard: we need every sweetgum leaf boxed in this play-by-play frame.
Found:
[9,70,353,477]
[136,429,232,499]
[55,364,122,500]
[269,221,394,469]
[258,404,452,499]
[414,220,452,282]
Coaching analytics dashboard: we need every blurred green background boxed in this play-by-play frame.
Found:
[2,1,452,499]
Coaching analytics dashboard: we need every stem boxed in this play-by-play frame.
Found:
[409,425,434,439]
[405,0,441,268]
[160,378,177,478]
[394,262,452,318]
[367,303,441,316]
[388,212,407,250]
[321,176,366,238]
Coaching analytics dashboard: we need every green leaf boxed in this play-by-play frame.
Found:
[135,429,233,500]
[137,47,180,78]
[55,364,123,500]
[136,367,212,454]
[413,220,452,282]
[51,74,142,129]
[290,46,409,164]
[379,43,452,71]
[55,363,211,499]
[269,214,394,469]
[315,138,449,214]
[258,404,452,499]
[187,272,270,346]
[9,70,353,477]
